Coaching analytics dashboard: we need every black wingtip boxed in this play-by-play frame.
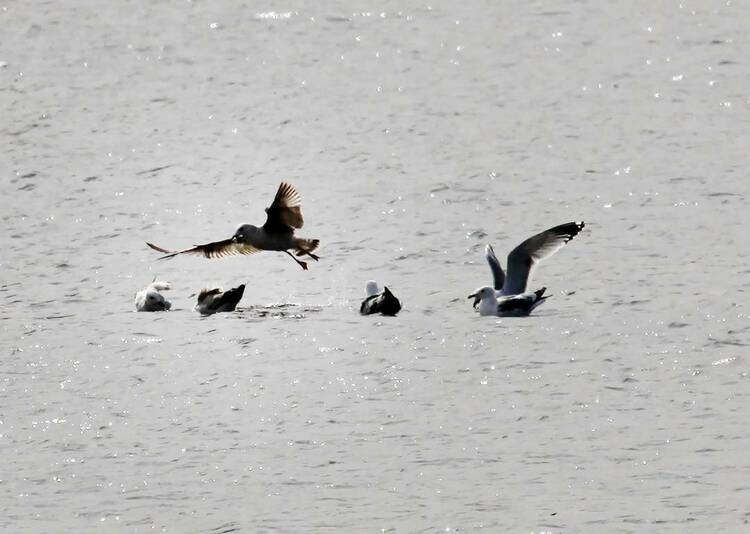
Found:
[230,284,246,297]
[557,221,585,242]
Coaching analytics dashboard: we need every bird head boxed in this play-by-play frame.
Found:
[467,286,494,309]
[233,224,256,241]
[145,291,170,311]
[365,280,379,297]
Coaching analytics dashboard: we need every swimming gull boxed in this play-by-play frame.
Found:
[360,281,401,316]
[471,221,585,307]
[135,280,172,312]
[468,286,549,317]
[147,182,320,270]
[194,284,245,315]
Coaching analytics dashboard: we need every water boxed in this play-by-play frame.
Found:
[2,1,749,532]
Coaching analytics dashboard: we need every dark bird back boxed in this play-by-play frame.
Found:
[196,284,246,314]
[360,286,401,316]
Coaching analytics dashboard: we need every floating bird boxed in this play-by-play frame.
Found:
[194,284,245,315]
[468,286,549,317]
[135,280,172,312]
[360,281,401,316]
[470,221,585,307]
[147,182,320,270]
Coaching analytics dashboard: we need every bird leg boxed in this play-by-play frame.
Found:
[294,247,320,261]
[284,250,308,270]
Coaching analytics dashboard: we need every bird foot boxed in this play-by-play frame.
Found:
[285,250,309,270]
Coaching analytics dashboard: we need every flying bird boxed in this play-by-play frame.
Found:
[147,182,320,270]
[360,281,402,316]
[469,221,585,309]
[194,284,245,315]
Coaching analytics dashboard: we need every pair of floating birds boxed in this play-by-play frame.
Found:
[357,222,585,317]
[147,182,320,270]
[134,280,245,315]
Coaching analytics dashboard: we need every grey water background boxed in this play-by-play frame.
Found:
[2,1,749,532]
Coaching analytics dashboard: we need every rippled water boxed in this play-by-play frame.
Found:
[3,1,750,532]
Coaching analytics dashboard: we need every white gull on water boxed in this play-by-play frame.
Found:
[470,286,550,317]
[134,280,172,312]
[147,182,320,270]
[469,221,585,316]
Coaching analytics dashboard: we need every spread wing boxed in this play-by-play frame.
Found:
[485,244,505,291]
[213,284,245,311]
[146,239,260,259]
[263,182,304,233]
[503,221,585,294]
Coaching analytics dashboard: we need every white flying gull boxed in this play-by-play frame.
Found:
[360,281,401,316]
[469,221,585,313]
[147,182,320,270]
[135,280,172,312]
[194,284,245,315]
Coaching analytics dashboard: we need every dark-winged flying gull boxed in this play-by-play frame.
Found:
[147,182,320,270]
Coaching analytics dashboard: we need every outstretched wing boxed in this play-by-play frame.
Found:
[213,284,245,311]
[503,221,585,294]
[485,244,505,291]
[263,182,304,233]
[146,239,260,259]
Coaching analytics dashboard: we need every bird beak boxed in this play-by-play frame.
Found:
[467,293,479,309]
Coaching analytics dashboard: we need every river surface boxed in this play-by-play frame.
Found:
[2,1,750,532]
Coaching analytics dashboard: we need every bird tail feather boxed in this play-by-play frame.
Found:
[295,238,320,256]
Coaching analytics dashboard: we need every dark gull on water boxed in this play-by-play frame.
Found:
[360,281,401,316]
[194,284,245,315]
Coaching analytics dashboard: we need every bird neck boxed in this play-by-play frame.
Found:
[479,293,499,315]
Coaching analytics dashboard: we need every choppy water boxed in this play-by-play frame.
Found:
[2,1,750,532]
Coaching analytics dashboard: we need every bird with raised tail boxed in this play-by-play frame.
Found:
[360,281,401,316]
[146,182,320,270]
[135,280,172,312]
[194,284,245,315]
[468,286,549,317]
[470,221,585,312]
